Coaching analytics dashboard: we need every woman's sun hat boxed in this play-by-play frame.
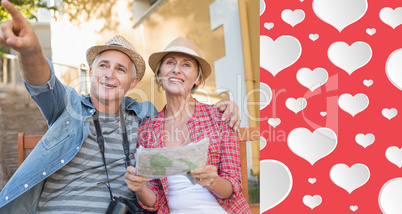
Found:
[86,35,146,80]
[148,37,212,79]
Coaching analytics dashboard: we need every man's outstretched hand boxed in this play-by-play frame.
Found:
[0,0,40,55]
[0,0,50,85]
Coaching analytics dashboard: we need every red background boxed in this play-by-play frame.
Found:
[260,0,402,213]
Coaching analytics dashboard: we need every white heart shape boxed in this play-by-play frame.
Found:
[380,7,402,29]
[386,49,402,91]
[330,163,370,194]
[308,178,317,184]
[382,108,398,120]
[385,146,402,168]
[286,98,307,114]
[338,93,369,117]
[379,178,402,213]
[260,35,302,77]
[260,137,267,150]
[355,133,375,148]
[260,0,266,16]
[328,41,372,75]
[287,127,337,165]
[303,195,322,209]
[260,83,272,110]
[363,79,373,87]
[309,33,319,41]
[320,111,327,117]
[264,22,274,30]
[350,205,358,212]
[268,118,281,128]
[296,67,328,91]
[281,9,305,27]
[260,160,293,212]
[366,28,376,36]
[313,0,368,32]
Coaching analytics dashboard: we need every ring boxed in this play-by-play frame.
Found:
[199,178,202,182]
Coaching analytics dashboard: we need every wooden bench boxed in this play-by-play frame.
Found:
[18,132,43,166]
[18,127,260,213]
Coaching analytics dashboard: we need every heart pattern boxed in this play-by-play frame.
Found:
[328,42,372,75]
[382,108,397,120]
[281,9,305,27]
[260,0,402,213]
[379,178,402,213]
[363,79,373,87]
[338,93,369,117]
[312,0,368,32]
[355,133,375,148]
[366,28,376,36]
[380,7,402,29]
[309,34,319,41]
[303,195,322,209]
[264,22,274,30]
[308,178,317,184]
[260,0,266,16]
[260,160,293,213]
[296,67,328,91]
[260,137,267,150]
[285,97,307,114]
[287,127,337,165]
[385,147,402,168]
[268,118,281,128]
[386,49,402,91]
[330,163,370,194]
[350,205,358,212]
[260,82,272,110]
[260,35,302,77]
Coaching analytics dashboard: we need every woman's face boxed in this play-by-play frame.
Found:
[158,52,200,97]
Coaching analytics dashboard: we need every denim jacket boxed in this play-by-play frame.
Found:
[0,59,157,213]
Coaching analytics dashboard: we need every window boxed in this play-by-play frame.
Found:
[132,0,167,28]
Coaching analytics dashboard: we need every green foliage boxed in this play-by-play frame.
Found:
[0,0,74,22]
[0,45,10,56]
[248,180,260,204]
[0,0,75,54]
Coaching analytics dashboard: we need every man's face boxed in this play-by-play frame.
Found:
[89,50,139,105]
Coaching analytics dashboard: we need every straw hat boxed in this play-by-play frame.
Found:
[148,37,212,79]
[86,35,146,80]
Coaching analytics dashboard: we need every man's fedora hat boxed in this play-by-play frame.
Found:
[148,37,212,79]
[86,35,146,80]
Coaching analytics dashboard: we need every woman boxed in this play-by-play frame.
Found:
[125,37,251,213]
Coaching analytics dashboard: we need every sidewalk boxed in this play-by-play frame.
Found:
[0,83,47,190]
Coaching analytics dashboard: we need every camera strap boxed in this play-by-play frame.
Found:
[92,108,130,201]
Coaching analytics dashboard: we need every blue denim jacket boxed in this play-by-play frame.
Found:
[0,59,157,213]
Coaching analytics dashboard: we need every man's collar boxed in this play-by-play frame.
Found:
[81,95,138,109]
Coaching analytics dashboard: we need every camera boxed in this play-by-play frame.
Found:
[106,196,140,214]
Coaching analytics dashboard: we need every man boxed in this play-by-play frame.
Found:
[0,0,240,213]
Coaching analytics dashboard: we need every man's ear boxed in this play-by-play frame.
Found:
[130,76,140,90]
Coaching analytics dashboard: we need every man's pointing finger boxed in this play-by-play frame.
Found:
[1,0,26,23]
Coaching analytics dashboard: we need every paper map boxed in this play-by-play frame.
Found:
[135,138,209,179]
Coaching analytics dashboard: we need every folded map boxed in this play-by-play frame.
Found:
[135,138,209,179]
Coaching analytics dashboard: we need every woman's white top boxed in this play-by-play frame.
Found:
[167,175,228,214]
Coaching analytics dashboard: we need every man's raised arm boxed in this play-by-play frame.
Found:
[0,0,50,85]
